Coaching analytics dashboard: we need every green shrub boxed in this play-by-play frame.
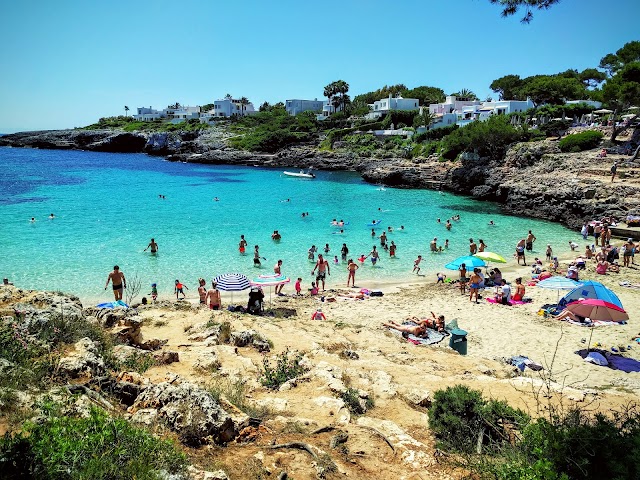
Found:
[558,130,603,152]
[538,119,572,137]
[260,349,308,389]
[428,385,529,453]
[339,387,374,414]
[0,407,187,479]
[413,123,459,143]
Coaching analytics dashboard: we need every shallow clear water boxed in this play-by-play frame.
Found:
[0,147,577,303]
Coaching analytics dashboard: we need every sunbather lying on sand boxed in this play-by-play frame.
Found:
[382,320,427,336]
[405,311,446,332]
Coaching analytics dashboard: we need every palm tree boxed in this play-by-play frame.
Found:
[452,89,479,101]
[124,106,129,117]
[239,97,249,116]
[331,95,342,114]
[420,109,437,130]
[224,93,233,100]
[324,82,337,113]
[334,80,350,112]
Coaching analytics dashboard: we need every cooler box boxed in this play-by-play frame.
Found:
[449,329,468,355]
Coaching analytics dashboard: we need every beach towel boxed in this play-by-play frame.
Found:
[575,349,640,372]
[96,300,129,309]
[566,319,625,327]
[387,322,449,346]
[486,297,531,306]
[508,355,544,372]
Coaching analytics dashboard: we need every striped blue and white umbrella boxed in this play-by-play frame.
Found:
[537,277,582,290]
[214,273,250,292]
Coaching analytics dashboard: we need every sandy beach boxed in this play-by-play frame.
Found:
[82,239,636,478]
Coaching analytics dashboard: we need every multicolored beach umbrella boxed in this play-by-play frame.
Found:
[444,255,486,271]
[566,299,628,323]
[560,280,623,310]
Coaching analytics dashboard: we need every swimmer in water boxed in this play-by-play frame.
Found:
[144,238,159,254]
[48,213,55,219]
[213,197,219,201]
[388,226,393,232]
[489,220,495,226]
[437,218,441,223]
[371,229,376,237]
[239,235,247,255]
[30,217,36,223]
[399,225,405,230]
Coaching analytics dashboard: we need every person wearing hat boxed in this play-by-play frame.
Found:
[623,238,635,267]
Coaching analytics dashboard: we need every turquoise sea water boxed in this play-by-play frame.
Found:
[0,147,577,303]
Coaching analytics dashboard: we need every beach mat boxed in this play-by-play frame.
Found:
[388,322,449,346]
[486,297,531,306]
[575,348,640,373]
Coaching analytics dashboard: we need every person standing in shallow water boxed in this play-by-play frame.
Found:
[239,235,247,255]
[526,230,537,252]
[105,265,126,301]
[144,238,158,254]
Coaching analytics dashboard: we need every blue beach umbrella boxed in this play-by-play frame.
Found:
[560,280,623,309]
[537,276,582,301]
[445,255,486,271]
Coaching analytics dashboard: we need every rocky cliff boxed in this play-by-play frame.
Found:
[2,129,639,229]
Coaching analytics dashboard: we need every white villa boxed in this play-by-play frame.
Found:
[133,107,165,121]
[285,99,325,116]
[365,95,420,121]
[133,105,200,122]
[424,96,535,130]
[205,98,256,118]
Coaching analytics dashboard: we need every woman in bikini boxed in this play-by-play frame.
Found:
[512,277,526,302]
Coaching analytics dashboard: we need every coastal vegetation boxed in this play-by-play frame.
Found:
[430,384,640,479]
[0,405,187,479]
[558,130,604,153]
[83,115,211,133]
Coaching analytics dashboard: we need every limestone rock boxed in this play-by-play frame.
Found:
[401,388,432,408]
[229,330,271,352]
[130,408,159,427]
[193,352,221,372]
[155,351,179,365]
[58,337,105,379]
[130,379,235,445]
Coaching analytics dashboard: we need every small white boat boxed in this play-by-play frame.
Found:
[283,169,315,179]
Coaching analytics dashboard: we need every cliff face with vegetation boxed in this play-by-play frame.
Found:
[2,127,639,229]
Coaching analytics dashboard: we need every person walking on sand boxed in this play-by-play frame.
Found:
[469,268,482,303]
[611,161,618,182]
[174,279,188,300]
[413,255,422,274]
[239,235,247,255]
[205,281,221,310]
[516,239,526,265]
[104,265,126,301]
[526,230,537,252]
[197,278,208,304]
[347,259,358,287]
[144,238,158,254]
[274,260,285,295]
[469,238,477,255]
[312,254,330,291]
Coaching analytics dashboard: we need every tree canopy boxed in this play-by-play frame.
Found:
[489,0,561,23]
[353,84,445,107]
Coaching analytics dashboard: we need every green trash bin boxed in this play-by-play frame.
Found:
[449,329,467,355]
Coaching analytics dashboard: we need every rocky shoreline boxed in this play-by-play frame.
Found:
[2,128,640,229]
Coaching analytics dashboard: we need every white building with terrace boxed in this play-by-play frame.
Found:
[207,98,256,118]
[365,95,420,120]
[133,107,166,121]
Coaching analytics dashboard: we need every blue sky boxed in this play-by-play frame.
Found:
[1,0,638,132]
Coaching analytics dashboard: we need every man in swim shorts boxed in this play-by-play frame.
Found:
[341,243,349,261]
[526,230,536,251]
[312,254,330,290]
[144,238,158,254]
[430,237,437,252]
[239,235,247,254]
[469,268,482,303]
[369,246,380,265]
[105,265,126,301]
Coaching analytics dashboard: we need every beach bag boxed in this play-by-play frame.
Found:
[370,290,384,297]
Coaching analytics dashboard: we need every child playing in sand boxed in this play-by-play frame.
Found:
[436,272,446,283]
[150,283,158,302]
[311,308,326,320]
[413,255,422,274]
[309,281,318,295]
[295,277,302,295]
